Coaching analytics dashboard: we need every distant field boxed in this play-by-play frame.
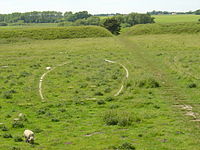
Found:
[153,14,200,23]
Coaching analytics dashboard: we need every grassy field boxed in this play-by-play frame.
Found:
[153,14,200,23]
[0,26,200,149]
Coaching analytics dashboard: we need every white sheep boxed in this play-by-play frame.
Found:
[46,67,52,70]
[24,130,34,144]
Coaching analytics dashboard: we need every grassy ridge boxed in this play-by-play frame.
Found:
[0,26,112,40]
[153,15,200,23]
[122,22,200,36]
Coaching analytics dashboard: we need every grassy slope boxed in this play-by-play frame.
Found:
[0,26,112,40]
[122,22,200,36]
[0,34,200,149]
[153,14,200,23]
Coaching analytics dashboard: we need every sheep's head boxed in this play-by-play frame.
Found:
[28,136,34,144]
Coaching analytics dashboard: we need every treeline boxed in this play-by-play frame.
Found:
[94,13,120,17]
[101,13,154,35]
[60,13,154,27]
[113,13,155,28]
[147,9,200,15]
[0,11,63,23]
[0,11,95,23]
[0,11,154,28]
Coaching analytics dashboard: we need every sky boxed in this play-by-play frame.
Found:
[0,0,199,14]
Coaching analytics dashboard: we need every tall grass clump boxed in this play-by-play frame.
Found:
[103,110,135,126]
[136,78,160,88]
[122,22,200,36]
[0,26,112,40]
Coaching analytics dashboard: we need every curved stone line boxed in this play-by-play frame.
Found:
[39,59,129,101]
[39,62,68,101]
[105,59,129,96]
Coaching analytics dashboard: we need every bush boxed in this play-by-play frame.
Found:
[12,147,21,150]
[97,100,106,105]
[2,91,13,99]
[37,109,46,115]
[1,126,9,131]
[103,18,121,35]
[105,96,115,102]
[3,133,12,138]
[0,22,8,26]
[14,136,23,142]
[94,91,104,96]
[109,104,119,109]
[59,108,66,112]
[104,88,112,93]
[79,83,88,88]
[109,142,136,150]
[12,122,24,128]
[18,71,30,78]
[118,112,133,126]
[187,83,197,88]
[137,78,160,88]
[51,118,60,122]
[103,110,119,125]
[118,142,136,150]
[103,110,133,126]
[5,114,11,118]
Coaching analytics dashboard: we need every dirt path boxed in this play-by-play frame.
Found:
[118,36,199,122]
[105,59,129,96]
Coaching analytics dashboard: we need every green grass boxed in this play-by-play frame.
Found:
[153,14,200,23]
[122,22,200,36]
[0,30,200,149]
[0,26,112,40]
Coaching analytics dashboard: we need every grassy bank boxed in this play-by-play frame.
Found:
[0,26,112,40]
[122,22,200,36]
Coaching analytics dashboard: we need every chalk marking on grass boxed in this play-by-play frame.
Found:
[114,85,124,97]
[1,66,9,68]
[39,62,68,101]
[170,57,200,121]
[105,59,129,96]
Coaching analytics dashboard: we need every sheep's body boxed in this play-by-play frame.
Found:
[24,130,34,143]
[19,113,24,118]
[46,67,52,70]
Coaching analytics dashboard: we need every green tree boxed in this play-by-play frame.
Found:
[103,18,121,35]
[0,22,8,26]
[195,9,200,15]
[86,16,100,25]
[67,11,92,22]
